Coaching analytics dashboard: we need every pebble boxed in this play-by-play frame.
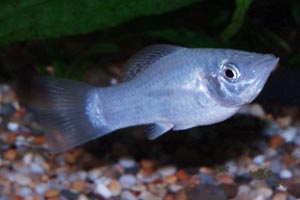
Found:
[77,194,89,200]
[198,172,218,185]
[61,189,79,199]
[272,193,289,200]
[187,184,227,200]
[88,168,102,181]
[252,187,273,200]
[44,189,60,198]
[219,184,238,199]
[158,166,177,177]
[280,127,298,143]
[15,174,31,186]
[253,155,266,166]
[35,183,50,195]
[119,174,137,188]
[95,182,112,198]
[29,163,44,174]
[137,171,160,183]
[71,180,86,192]
[4,149,17,160]
[18,187,32,197]
[168,184,183,193]
[176,170,189,181]
[279,169,292,179]
[121,191,137,200]
[6,122,20,132]
[118,157,137,169]
[108,179,121,196]
[287,183,300,198]
[269,135,285,149]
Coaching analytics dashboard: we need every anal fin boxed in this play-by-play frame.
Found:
[144,123,173,140]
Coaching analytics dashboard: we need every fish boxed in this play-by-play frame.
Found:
[23,44,279,153]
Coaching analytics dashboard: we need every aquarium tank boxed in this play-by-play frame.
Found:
[0,0,300,199]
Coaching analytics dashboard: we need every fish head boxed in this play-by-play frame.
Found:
[205,49,279,107]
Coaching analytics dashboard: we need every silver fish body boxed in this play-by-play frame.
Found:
[29,45,279,153]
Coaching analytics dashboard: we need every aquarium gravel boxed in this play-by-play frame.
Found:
[1,84,300,200]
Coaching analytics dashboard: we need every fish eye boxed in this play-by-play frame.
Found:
[221,63,240,82]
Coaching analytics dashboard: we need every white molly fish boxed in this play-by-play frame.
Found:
[25,45,279,153]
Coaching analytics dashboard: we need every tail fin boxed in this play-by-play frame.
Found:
[16,77,111,153]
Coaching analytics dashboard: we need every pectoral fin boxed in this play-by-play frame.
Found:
[144,123,174,140]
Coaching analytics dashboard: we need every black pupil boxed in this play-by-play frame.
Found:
[225,69,234,79]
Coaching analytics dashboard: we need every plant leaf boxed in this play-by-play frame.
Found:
[221,0,252,41]
[0,0,201,45]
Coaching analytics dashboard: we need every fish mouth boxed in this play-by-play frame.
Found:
[243,54,280,104]
[258,54,280,73]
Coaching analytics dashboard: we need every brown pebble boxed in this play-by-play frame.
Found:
[272,192,288,200]
[71,180,86,192]
[7,133,17,145]
[108,179,121,196]
[287,183,300,198]
[64,152,76,164]
[164,194,175,200]
[13,196,24,200]
[165,175,177,184]
[34,136,46,145]
[140,159,156,176]
[175,190,188,200]
[4,149,17,160]
[220,184,238,198]
[215,175,234,184]
[269,135,285,149]
[13,108,26,120]
[44,189,60,198]
[283,155,296,164]
[176,170,190,181]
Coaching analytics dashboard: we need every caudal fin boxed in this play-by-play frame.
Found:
[16,77,111,153]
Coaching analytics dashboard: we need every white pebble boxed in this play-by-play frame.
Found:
[35,183,50,195]
[280,169,292,179]
[7,122,19,132]
[23,153,33,165]
[88,168,102,181]
[15,174,31,186]
[78,194,89,200]
[137,172,160,183]
[281,127,297,143]
[168,184,183,193]
[237,185,251,195]
[292,148,300,159]
[18,187,32,197]
[251,188,273,200]
[225,161,238,174]
[119,174,137,188]
[139,191,160,200]
[77,171,88,180]
[15,136,26,146]
[157,166,176,177]
[95,182,112,199]
[131,185,147,192]
[121,191,137,200]
[118,157,137,169]
[30,163,44,174]
[253,155,266,166]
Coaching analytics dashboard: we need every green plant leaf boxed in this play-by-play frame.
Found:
[0,0,201,45]
[221,0,252,41]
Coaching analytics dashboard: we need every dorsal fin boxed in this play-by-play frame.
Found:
[121,44,182,81]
